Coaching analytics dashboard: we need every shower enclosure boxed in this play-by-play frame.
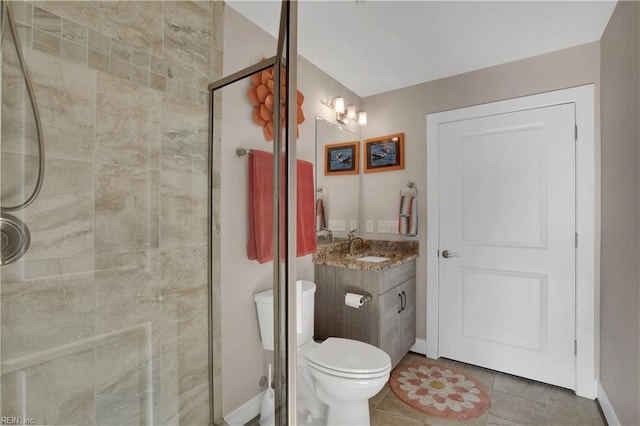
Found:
[0,0,299,424]
[0,0,228,424]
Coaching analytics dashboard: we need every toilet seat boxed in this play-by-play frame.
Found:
[307,360,390,380]
[306,337,391,380]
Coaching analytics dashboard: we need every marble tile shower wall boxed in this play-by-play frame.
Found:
[1,1,222,425]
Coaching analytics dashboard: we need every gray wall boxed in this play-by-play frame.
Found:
[361,42,601,342]
[600,2,640,425]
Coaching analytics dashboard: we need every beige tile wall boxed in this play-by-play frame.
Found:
[1,1,223,424]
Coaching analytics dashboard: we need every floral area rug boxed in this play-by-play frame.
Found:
[389,362,490,420]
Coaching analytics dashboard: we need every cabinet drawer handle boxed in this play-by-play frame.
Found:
[398,294,402,314]
[401,291,407,311]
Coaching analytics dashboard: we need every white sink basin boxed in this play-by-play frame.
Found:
[356,256,389,263]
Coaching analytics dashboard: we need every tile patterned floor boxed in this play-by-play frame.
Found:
[369,352,606,426]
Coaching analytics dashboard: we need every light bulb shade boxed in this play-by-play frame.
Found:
[347,105,356,119]
[333,97,345,113]
[358,111,367,125]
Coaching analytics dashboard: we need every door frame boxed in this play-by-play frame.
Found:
[426,85,597,398]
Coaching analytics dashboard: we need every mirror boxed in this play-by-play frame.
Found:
[315,117,361,240]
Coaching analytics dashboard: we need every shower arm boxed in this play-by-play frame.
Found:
[1,2,45,212]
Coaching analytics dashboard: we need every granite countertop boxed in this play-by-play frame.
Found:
[313,239,419,271]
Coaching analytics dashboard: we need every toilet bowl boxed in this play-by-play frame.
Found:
[254,281,391,426]
[306,337,391,426]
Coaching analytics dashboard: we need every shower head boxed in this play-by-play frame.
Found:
[0,214,30,266]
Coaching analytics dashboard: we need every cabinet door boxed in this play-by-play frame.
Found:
[378,287,401,365]
[400,277,417,356]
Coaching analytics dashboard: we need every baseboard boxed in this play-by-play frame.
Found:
[597,381,621,426]
[224,391,263,426]
[410,338,427,355]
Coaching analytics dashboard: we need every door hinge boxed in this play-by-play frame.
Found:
[575,232,578,248]
[574,340,577,355]
[575,124,578,141]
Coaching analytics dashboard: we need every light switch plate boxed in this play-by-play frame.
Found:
[328,219,346,231]
[350,219,358,231]
[378,220,398,234]
[366,220,374,233]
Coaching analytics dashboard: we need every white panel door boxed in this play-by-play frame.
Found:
[438,103,576,389]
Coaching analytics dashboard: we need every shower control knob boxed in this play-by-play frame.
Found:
[442,250,459,259]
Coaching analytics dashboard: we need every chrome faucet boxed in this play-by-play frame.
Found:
[348,234,366,256]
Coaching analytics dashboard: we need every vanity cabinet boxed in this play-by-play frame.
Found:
[314,260,416,368]
[379,277,416,367]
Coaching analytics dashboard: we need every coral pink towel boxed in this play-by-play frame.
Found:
[296,159,317,257]
[247,149,317,263]
[247,150,273,263]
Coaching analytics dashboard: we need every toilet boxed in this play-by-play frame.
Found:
[254,280,391,426]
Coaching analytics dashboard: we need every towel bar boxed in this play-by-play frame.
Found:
[236,148,252,157]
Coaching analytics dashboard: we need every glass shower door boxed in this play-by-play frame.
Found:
[209,1,299,424]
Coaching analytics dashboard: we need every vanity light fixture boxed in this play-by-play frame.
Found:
[322,96,367,126]
[347,105,356,120]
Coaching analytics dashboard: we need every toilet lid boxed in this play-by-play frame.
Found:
[306,337,391,376]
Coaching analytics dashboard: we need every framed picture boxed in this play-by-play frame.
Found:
[364,133,405,173]
[324,141,359,175]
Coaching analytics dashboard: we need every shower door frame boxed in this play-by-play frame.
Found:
[207,1,299,424]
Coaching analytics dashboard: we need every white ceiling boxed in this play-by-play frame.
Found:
[227,1,617,98]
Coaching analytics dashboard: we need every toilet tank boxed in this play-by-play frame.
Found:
[254,280,316,351]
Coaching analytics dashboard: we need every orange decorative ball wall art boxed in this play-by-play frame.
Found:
[247,67,305,142]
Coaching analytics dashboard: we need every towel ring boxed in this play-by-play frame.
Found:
[400,182,417,197]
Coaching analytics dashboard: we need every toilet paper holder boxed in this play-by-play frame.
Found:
[344,292,372,304]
